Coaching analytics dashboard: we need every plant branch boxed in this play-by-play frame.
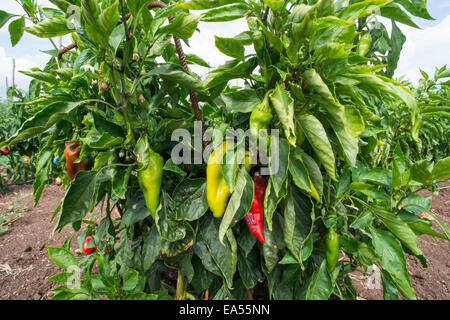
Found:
[56,1,210,149]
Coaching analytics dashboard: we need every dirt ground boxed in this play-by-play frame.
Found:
[0,183,449,300]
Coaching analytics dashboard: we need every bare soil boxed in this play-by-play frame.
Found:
[0,183,449,300]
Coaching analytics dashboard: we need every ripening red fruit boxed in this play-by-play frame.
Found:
[82,236,97,255]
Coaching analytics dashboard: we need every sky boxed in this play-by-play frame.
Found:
[0,0,449,98]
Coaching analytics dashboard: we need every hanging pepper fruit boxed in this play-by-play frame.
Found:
[356,33,372,57]
[138,152,163,218]
[249,94,273,144]
[0,147,10,155]
[64,141,89,180]
[245,171,267,242]
[135,136,164,218]
[82,236,97,255]
[207,142,233,218]
[325,226,339,273]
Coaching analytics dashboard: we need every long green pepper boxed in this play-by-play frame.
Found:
[325,227,339,273]
[135,136,164,218]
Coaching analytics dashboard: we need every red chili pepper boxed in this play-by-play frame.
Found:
[244,171,267,243]
[0,147,10,155]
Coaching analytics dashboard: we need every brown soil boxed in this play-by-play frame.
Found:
[0,183,449,300]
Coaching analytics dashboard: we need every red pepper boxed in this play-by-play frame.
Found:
[244,171,267,242]
[82,236,97,255]
[0,147,10,155]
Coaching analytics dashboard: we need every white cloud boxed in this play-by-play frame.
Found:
[183,19,250,74]
[394,15,450,84]
[0,47,49,96]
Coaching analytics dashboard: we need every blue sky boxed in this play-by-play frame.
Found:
[0,0,449,98]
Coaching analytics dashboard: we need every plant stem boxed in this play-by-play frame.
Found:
[175,269,185,300]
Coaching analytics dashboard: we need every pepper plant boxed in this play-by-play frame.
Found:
[1,0,449,300]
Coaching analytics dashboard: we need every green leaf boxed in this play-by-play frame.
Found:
[25,16,73,38]
[4,101,88,147]
[237,250,263,289]
[432,157,450,181]
[369,227,416,300]
[385,20,407,78]
[220,89,261,113]
[269,137,289,197]
[122,269,139,291]
[409,160,433,184]
[338,0,392,21]
[200,4,248,22]
[112,166,132,200]
[47,246,78,269]
[146,64,206,94]
[392,143,406,188]
[344,104,364,138]
[380,269,400,300]
[193,240,221,277]
[219,168,253,244]
[8,17,25,47]
[357,167,392,187]
[303,69,343,109]
[159,12,199,40]
[200,216,237,289]
[33,161,51,207]
[203,58,257,89]
[380,4,420,28]
[350,210,374,230]
[46,272,73,283]
[302,260,333,300]
[269,84,296,146]
[257,18,284,52]
[185,53,211,68]
[215,35,245,60]
[173,179,209,221]
[298,150,323,199]
[395,0,434,20]
[155,194,186,242]
[0,10,17,28]
[324,105,359,167]
[372,206,426,266]
[283,187,314,263]
[263,0,284,12]
[289,151,311,194]
[175,0,244,10]
[297,114,336,181]
[19,70,58,85]
[98,0,120,37]
[349,182,390,201]
[346,73,416,122]
[56,171,98,232]
[398,210,447,240]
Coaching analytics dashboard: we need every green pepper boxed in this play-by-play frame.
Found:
[325,227,339,273]
[356,33,371,57]
[249,94,273,144]
[135,136,164,218]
